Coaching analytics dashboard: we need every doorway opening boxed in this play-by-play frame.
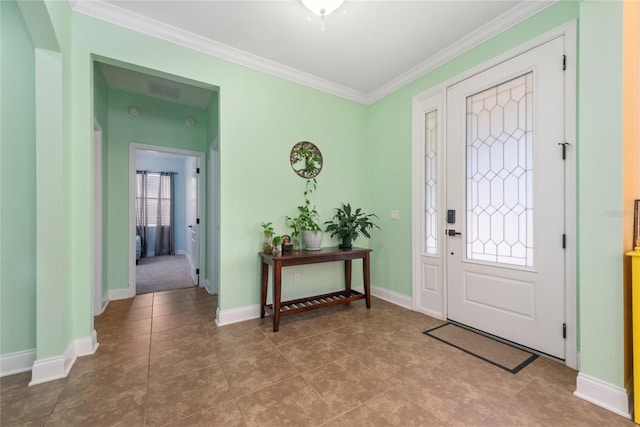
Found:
[91,58,220,312]
[134,148,202,295]
[129,144,206,294]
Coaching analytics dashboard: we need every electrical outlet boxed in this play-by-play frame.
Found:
[293,273,300,284]
[390,210,400,221]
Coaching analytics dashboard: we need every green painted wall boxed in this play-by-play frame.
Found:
[105,89,208,290]
[35,47,68,359]
[0,0,37,355]
[577,0,624,387]
[67,12,368,315]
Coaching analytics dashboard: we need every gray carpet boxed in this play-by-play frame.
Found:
[136,255,196,294]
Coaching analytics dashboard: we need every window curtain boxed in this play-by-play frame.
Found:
[155,172,175,256]
[135,171,149,258]
[136,171,175,258]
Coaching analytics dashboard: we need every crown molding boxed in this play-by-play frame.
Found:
[366,0,557,104]
[70,0,555,106]
[69,0,369,104]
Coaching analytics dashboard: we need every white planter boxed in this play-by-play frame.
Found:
[302,230,323,251]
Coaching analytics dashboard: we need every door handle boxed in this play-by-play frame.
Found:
[188,225,193,228]
[447,229,461,236]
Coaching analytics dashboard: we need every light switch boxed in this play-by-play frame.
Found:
[390,210,400,221]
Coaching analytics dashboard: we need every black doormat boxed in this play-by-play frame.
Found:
[424,323,538,374]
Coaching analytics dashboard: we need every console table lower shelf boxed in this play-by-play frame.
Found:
[263,289,365,317]
[259,247,372,332]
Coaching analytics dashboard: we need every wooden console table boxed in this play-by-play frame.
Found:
[259,247,372,332]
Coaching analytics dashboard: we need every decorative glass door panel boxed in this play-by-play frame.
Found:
[466,73,533,267]
[425,110,438,255]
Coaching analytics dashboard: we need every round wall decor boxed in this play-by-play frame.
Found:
[290,141,323,179]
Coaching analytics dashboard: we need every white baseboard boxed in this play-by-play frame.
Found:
[574,372,631,419]
[100,297,109,314]
[175,249,185,255]
[204,278,216,295]
[0,349,37,377]
[30,331,99,386]
[216,304,261,327]
[213,286,411,328]
[370,284,413,309]
[95,292,109,316]
[415,307,445,320]
[108,287,135,301]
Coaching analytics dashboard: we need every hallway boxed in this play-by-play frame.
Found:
[1,288,632,426]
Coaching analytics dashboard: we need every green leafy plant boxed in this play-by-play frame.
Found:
[287,179,321,232]
[261,222,274,237]
[324,203,380,248]
[286,215,304,238]
[294,204,321,232]
[272,235,283,246]
[261,222,275,253]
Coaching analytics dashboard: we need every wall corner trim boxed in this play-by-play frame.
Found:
[29,331,99,386]
[0,349,37,377]
[574,372,631,419]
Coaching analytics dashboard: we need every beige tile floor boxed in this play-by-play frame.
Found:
[1,286,634,426]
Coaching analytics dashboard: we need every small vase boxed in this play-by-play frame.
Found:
[263,236,273,254]
[292,235,301,250]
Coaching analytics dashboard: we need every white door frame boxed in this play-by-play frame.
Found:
[207,139,220,295]
[93,120,106,315]
[411,21,577,369]
[128,143,207,297]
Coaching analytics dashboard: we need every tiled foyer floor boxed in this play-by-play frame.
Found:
[1,286,634,426]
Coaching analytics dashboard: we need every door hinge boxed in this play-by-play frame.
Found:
[562,55,567,71]
[196,218,200,224]
[563,323,567,339]
[562,234,566,249]
[196,167,200,174]
[196,268,200,275]
[558,142,569,160]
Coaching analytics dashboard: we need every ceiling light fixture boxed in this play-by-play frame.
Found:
[302,0,344,31]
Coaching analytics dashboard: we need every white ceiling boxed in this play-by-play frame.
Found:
[74,0,555,105]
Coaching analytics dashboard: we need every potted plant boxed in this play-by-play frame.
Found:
[285,215,304,250]
[289,179,323,250]
[261,221,274,254]
[324,203,380,249]
[297,204,323,250]
[272,235,283,254]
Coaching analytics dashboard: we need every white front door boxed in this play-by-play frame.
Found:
[188,160,200,285]
[446,37,566,359]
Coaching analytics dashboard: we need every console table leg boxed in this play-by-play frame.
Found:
[272,261,282,332]
[344,259,352,304]
[363,253,371,309]
[260,262,268,318]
